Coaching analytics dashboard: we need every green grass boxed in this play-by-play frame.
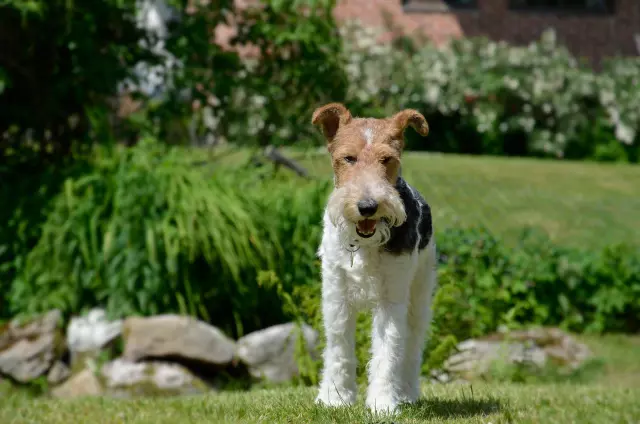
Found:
[580,334,640,388]
[210,147,640,248]
[1,384,639,424]
[295,150,640,249]
[2,381,639,424]
[2,335,639,423]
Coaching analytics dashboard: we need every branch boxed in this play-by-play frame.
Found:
[263,145,310,179]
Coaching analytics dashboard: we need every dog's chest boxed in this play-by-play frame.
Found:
[340,249,389,307]
[320,212,419,307]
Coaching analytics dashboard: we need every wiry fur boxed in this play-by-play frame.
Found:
[312,103,438,415]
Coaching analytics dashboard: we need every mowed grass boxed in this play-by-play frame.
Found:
[2,336,639,424]
[294,150,640,249]
[2,384,640,424]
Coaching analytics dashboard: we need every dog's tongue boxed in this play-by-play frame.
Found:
[357,219,377,233]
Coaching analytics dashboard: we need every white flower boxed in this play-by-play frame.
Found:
[615,122,635,145]
[503,76,519,90]
[600,90,615,105]
[425,86,440,104]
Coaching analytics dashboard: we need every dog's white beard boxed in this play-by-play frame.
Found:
[326,185,406,248]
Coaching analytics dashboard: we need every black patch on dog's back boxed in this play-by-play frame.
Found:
[383,177,433,255]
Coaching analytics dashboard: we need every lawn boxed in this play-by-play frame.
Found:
[2,335,639,424]
[294,150,640,249]
[212,147,640,248]
[2,384,639,424]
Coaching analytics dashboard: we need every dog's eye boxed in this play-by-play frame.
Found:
[344,156,357,164]
[381,157,391,164]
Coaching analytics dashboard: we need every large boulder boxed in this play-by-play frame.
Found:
[67,308,122,367]
[443,327,592,380]
[0,310,63,383]
[236,322,319,383]
[122,315,236,369]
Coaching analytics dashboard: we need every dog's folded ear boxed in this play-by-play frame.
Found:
[392,109,429,137]
[312,103,352,142]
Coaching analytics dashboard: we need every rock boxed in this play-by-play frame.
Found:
[122,315,236,368]
[7,310,61,340]
[51,368,103,398]
[0,310,63,383]
[0,335,57,383]
[443,327,592,380]
[236,322,319,383]
[51,357,209,399]
[101,358,208,397]
[429,369,452,384]
[47,361,71,385]
[67,309,122,359]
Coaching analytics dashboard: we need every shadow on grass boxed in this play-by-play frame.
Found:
[405,396,502,419]
[363,392,503,424]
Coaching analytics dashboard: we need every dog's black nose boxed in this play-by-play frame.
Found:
[357,199,378,217]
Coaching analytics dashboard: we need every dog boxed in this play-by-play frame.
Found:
[312,103,438,414]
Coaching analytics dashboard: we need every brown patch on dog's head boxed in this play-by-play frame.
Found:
[312,103,429,187]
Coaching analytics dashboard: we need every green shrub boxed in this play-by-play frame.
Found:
[225,0,348,148]
[135,0,347,149]
[0,158,93,320]
[0,0,151,161]
[1,0,346,165]
[7,140,329,337]
[340,22,640,162]
[434,227,640,337]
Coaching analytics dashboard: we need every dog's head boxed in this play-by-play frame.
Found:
[312,103,429,247]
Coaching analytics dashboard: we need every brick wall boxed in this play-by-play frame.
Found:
[334,0,640,64]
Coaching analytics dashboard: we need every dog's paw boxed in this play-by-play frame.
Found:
[401,380,421,404]
[316,385,356,408]
[365,391,402,415]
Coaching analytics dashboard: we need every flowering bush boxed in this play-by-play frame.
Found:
[340,21,640,162]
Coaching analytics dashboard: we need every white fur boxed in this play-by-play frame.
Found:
[363,127,374,145]
[316,207,438,414]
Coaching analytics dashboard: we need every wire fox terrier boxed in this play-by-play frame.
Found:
[312,103,438,414]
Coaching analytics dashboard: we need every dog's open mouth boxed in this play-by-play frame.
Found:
[356,219,377,238]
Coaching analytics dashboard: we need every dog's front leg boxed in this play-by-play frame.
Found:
[316,268,357,407]
[366,302,408,414]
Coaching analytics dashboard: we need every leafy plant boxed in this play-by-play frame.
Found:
[139,0,347,149]
[228,0,348,147]
[7,139,329,337]
[0,0,153,162]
